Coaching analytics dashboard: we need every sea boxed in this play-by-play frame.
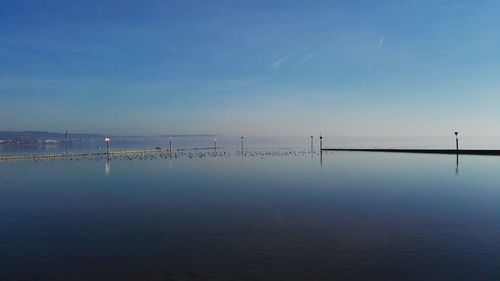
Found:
[1,136,500,280]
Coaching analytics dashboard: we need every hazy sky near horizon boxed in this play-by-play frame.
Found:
[1,0,500,137]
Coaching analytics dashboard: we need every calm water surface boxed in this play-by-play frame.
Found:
[1,150,500,280]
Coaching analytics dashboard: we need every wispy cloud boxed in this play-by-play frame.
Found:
[271,54,295,71]
[378,36,384,50]
[204,75,270,91]
[296,53,313,67]
[367,36,384,73]
[361,36,385,89]
[271,52,313,71]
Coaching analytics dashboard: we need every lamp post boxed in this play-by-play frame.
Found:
[311,136,314,152]
[169,137,173,154]
[454,132,459,152]
[319,134,323,151]
[214,138,217,150]
[241,136,244,153]
[104,137,110,154]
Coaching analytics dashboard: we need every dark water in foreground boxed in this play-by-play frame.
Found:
[1,150,500,280]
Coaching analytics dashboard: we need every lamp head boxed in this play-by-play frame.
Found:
[454,132,458,136]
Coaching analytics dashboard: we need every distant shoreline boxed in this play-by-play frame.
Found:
[0,130,218,145]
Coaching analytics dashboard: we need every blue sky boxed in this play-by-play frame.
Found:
[1,0,500,137]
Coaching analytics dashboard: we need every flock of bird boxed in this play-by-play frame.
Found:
[25,149,322,162]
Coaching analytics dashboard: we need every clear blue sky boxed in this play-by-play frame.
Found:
[1,0,500,137]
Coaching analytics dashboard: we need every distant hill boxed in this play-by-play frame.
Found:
[0,131,217,141]
[0,131,104,141]
[158,134,218,138]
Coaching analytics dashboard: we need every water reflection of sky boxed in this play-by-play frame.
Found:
[1,151,500,280]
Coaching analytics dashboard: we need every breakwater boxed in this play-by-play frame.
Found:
[322,148,500,156]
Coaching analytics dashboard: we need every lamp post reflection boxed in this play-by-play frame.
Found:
[105,157,111,176]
